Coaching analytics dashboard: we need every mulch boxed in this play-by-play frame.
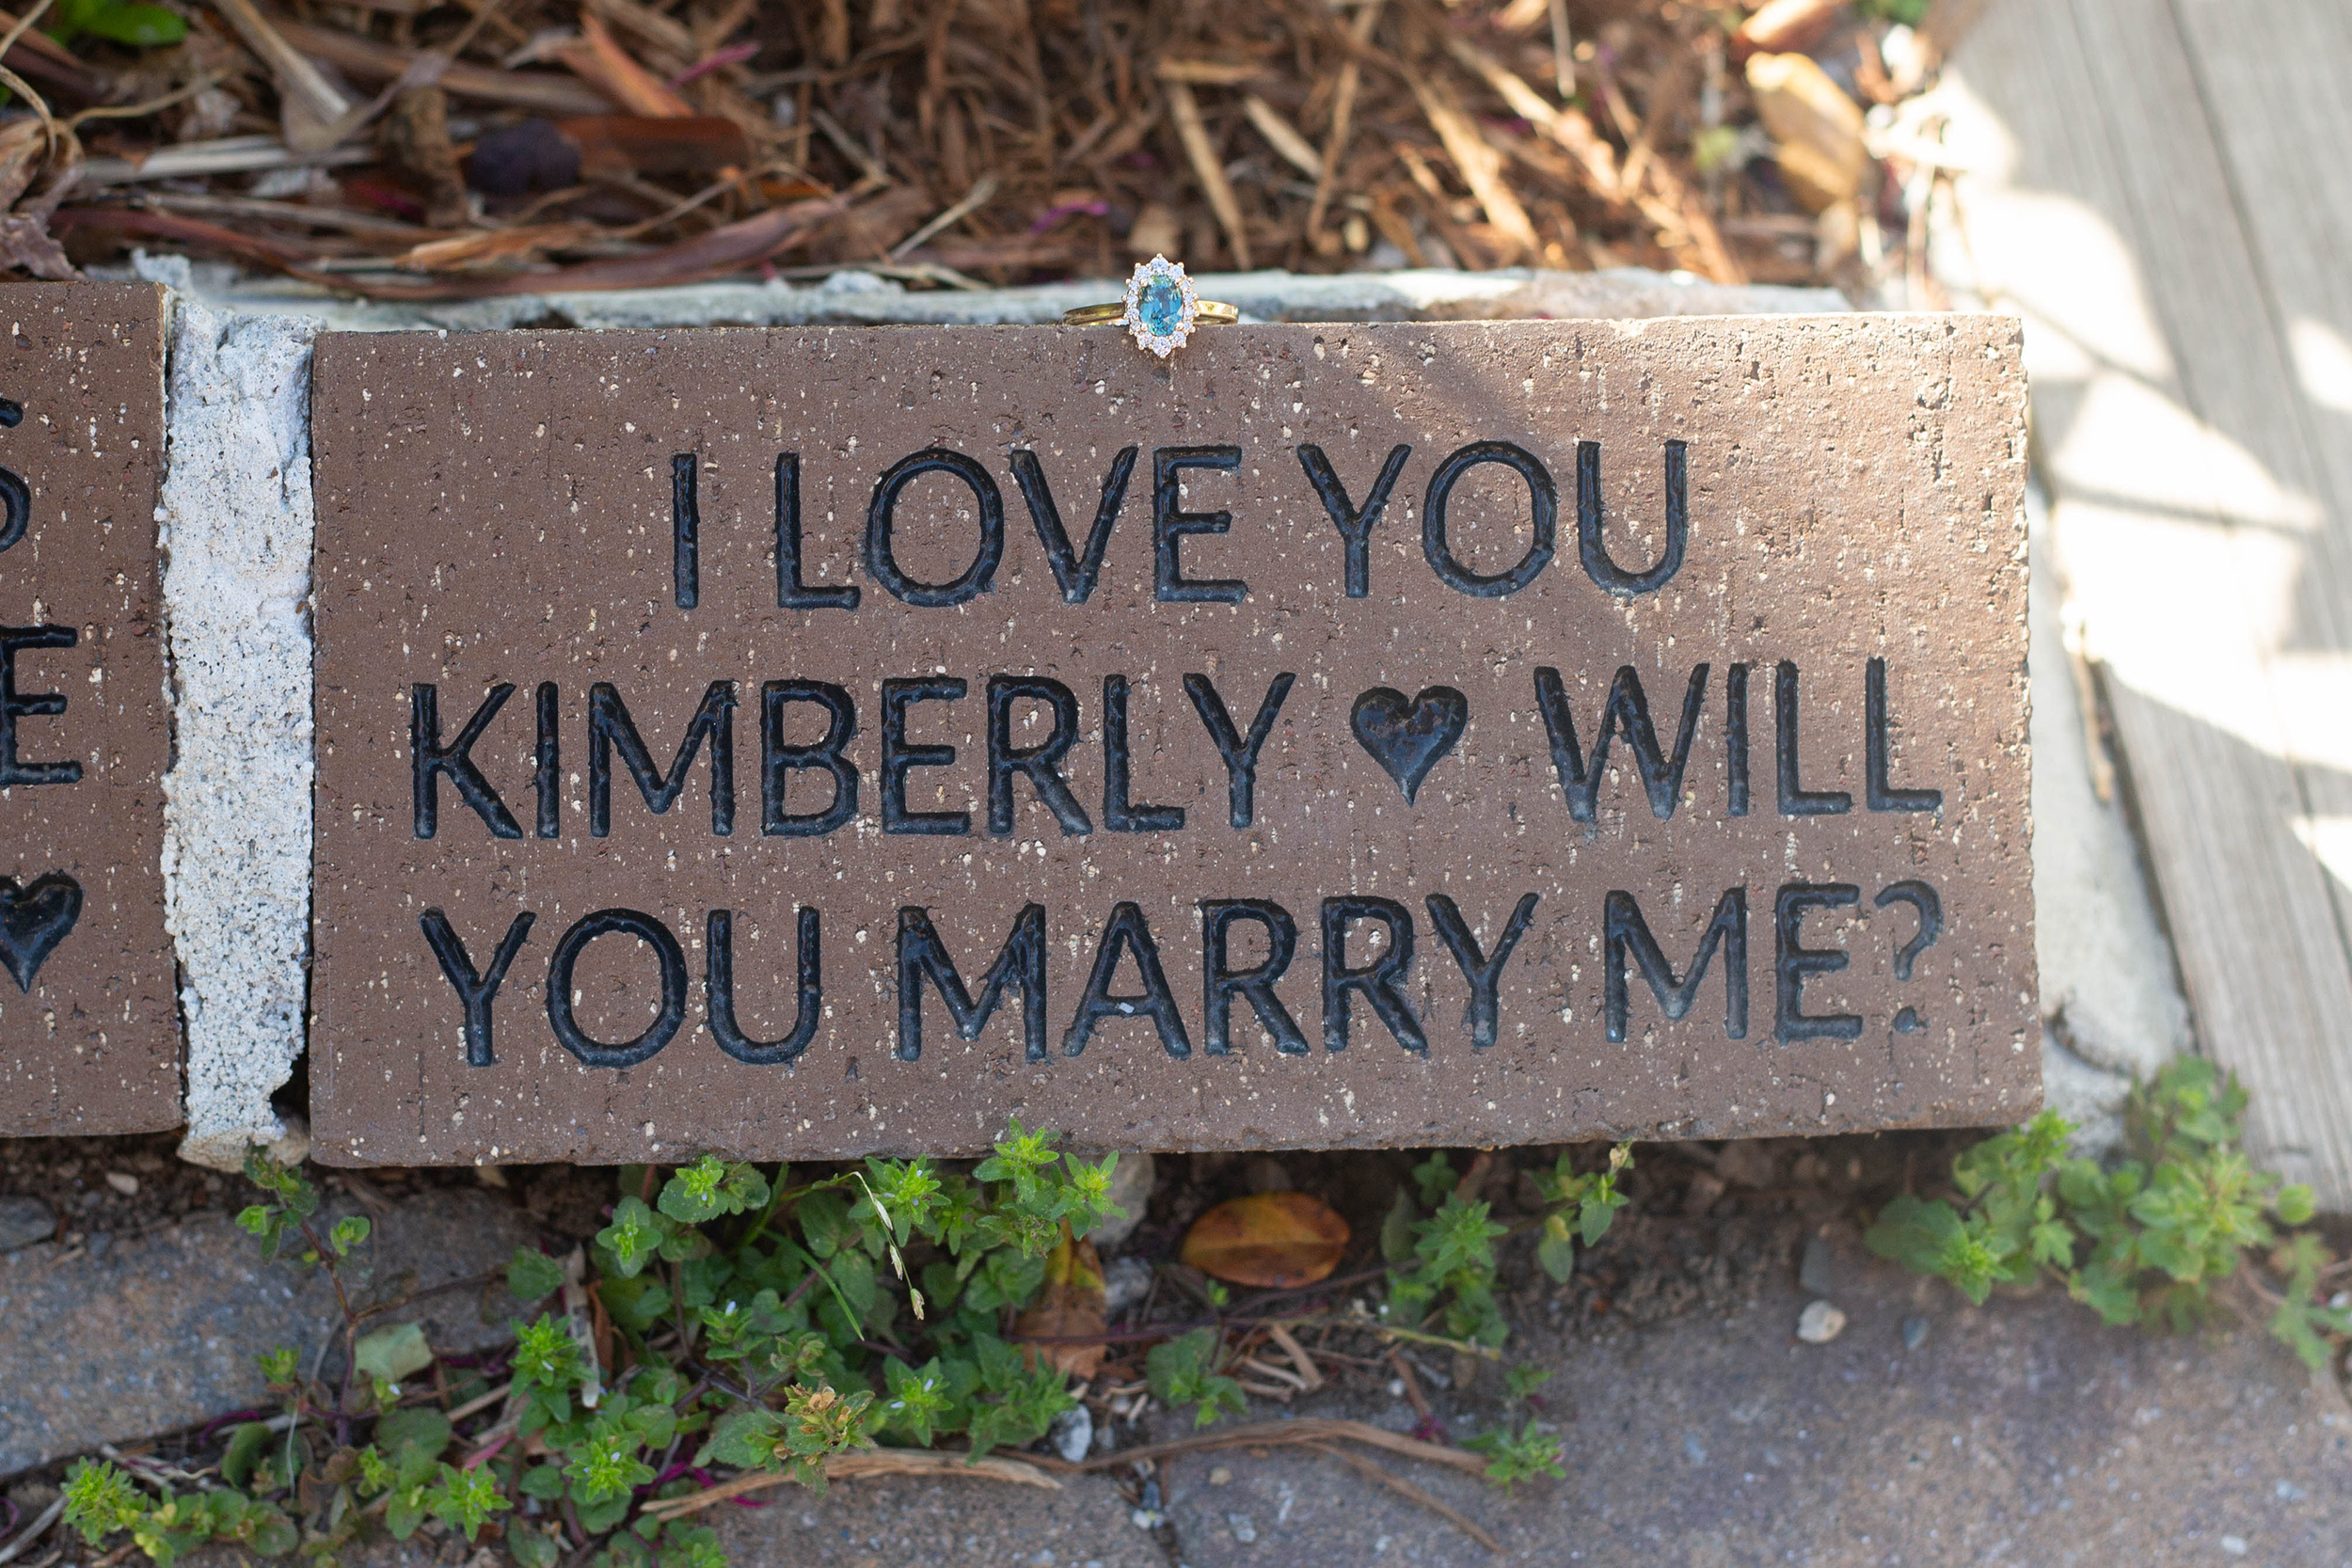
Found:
[0,0,1974,301]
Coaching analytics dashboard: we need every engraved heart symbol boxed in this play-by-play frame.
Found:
[1350,686,1469,805]
[0,871,82,993]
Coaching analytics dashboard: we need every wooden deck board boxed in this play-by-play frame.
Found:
[1951,0,2352,1205]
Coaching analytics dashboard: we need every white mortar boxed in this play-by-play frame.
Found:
[144,256,319,1171]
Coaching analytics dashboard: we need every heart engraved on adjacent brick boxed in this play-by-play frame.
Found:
[1349,686,1470,805]
[0,871,82,993]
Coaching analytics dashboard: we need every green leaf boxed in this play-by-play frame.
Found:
[1379,1188,1417,1264]
[220,1421,276,1490]
[597,1196,666,1278]
[1534,1214,1577,1285]
[75,0,187,45]
[330,1214,372,1257]
[517,1464,568,1500]
[422,1463,510,1539]
[796,1190,850,1259]
[697,1409,782,1469]
[1145,1327,1246,1429]
[2275,1184,2315,1226]
[62,1461,148,1544]
[510,1246,566,1302]
[511,1526,564,1568]
[354,1321,435,1386]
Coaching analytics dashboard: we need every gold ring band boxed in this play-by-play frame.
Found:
[1062,299,1240,326]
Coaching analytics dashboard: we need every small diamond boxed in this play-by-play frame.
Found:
[1136,276,1188,337]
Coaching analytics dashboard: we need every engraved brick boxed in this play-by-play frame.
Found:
[309,315,2034,1164]
[0,284,179,1133]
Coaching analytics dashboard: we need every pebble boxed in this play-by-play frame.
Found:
[2220,1537,2249,1557]
[1050,1405,1092,1464]
[1799,1230,1839,1297]
[1243,1157,1293,1194]
[103,1172,139,1197]
[1902,1316,1931,1352]
[1209,1466,1232,1486]
[1103,1255,1154,1318]
[1227,1513,1258,1544]
[1797,1300,1847,1343]
[0,1196,56,1251]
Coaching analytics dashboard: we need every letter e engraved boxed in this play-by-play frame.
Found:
[880,676,969,835]
[588,681,737,837]
[1532,664,1708,823]
[866,448,1004,607]
[1010,446,1136,604]
[895,904,1047,1062]
[707,908,821,1065]
[1200,900,1306,1055]
[1152,447,1247,603]
[1577,438,1687,596]
[1427,893,1540,1050]
[1184,672,1294,829]
[1603,889,1747,1043]
[1321,895,1424,1053]
[420,910,534,1067]
[1422,441,1556,597]
[987,675,1091,835]
[546,909,689,1069]
[1296,443,1410,598]
[1064,901,1191,1059]
[411,683,519,839]
[0,625,82,788]
[1774,882,1861,1042]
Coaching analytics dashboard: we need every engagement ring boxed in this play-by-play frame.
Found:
[1062,256,1240,357]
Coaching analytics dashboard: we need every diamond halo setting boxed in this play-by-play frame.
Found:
[1121,255,1200,357]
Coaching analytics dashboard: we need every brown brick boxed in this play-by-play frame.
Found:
[309,314,2034,1164]
[0,284,179,1134]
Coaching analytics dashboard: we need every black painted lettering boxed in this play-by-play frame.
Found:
[1104,674,1184,832]
[546,908,689,1069]
[866,447,1004,607]
[1152,446,1247,604]
[1866,657,1943,813]
[1427,892,1540,1050]
[1775,661,1851,816]
[1200,899,1307,1055]
[880,676,968,835]
[1422,440,1557,597]
[588,680,737,837]
[532,681,561,838]
[987,674,1091,836]
[1725,661,1750,817]
[762,679,858,836]
[671,452,699,610]
[0,395,27,553]
[1774,882,1861,1041]
[776,451,859,611]
[1322,895,1424,1053]
[1183,671,1295,829]
[1532,663,1708,822]
[0,624,82,788]
[1577,438,1687,596]
[1011,446,1136,604]
[1296,442,1411,598]
[1604,888,1748,1042]
[1064,901,1191,1059]
[707,907,821,1065]
[410,682,519,840]
[896,902,1047,1062]
[420,909,534,1068]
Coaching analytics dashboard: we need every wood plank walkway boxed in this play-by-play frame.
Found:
[1945,0,2352,1207]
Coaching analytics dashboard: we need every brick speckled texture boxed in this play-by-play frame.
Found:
[0,283,180,1134]
[308,314,2033,1165]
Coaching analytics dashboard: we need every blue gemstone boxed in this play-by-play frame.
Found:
[1136,276,1187,336]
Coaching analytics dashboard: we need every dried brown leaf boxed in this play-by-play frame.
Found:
[1179,1193,1349,1289]
[1013,1227,1107,1379]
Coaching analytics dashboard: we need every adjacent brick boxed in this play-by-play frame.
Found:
[0,284,179,1134]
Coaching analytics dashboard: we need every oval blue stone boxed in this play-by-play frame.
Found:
[1136,276,1187,336]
